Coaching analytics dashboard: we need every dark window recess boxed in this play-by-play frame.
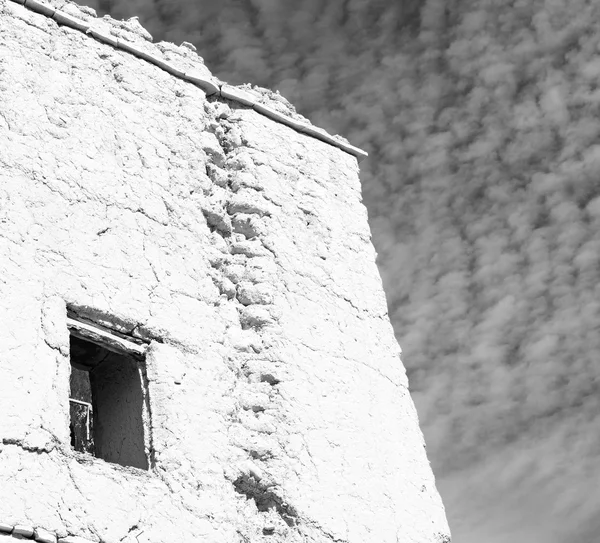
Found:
[68,317,150,470]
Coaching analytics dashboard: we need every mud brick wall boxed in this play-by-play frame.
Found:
[0,1,450,542]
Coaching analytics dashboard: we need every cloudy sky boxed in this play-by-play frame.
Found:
[80,0,600,540]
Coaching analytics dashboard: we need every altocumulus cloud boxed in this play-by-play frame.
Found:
[81,0,600,541]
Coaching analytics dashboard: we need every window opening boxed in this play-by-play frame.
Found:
[67,316,151,470]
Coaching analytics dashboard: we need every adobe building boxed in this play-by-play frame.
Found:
[0,1,450,542]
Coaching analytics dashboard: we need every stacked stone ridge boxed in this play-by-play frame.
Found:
[0,0,451,542]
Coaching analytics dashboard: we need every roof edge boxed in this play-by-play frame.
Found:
[0,519,96,542]
[8,0,368,161]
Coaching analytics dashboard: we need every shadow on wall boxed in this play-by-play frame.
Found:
[69,334,149,470]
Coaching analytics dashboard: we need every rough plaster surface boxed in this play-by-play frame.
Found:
[0,1,450,542]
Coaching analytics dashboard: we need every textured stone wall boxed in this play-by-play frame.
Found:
[0,1,450,542]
